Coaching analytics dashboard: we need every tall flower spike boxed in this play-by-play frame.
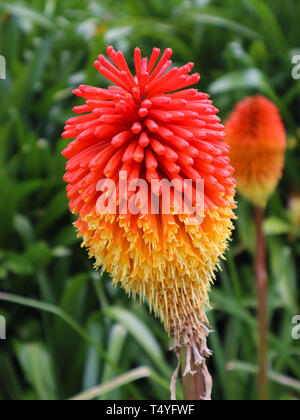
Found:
[225,95,286,208]
[62,47,236,386]
[225,95,286,400]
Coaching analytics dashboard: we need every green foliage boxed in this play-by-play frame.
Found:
[0,0,299,401]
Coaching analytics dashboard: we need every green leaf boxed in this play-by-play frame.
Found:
[71,367,151,401]
[15,180,44,205]
[11,37,53,110]
[264,217,292,236]
[227,360,300,392]
[0,292,109,362]
[54,274,89,355]
[104,306,169,377]
[53,226,77,247]
[14,342,57,400]
[100,324,127,400]
[0,352,23,400]
[211,290,257,328]
[1,3,55,30]
[0,175,17,241]
[208,67,272,96]
[25,242,52,268]
[38,190,68,232]
[4,252,33,276]
[14,215,35,247]
[51,246,72,258]
[236,197,255,253]
[82,316,104,391]
[243,0,288,65]
[183,12,261,39]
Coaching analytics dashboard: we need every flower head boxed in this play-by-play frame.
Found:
[225,95,286,208]
[62,47,236,368]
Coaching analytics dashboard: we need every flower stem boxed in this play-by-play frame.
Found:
[180,344,212,400]
[254,206,268,400]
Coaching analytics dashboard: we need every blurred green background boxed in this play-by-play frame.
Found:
[0,0,299,401]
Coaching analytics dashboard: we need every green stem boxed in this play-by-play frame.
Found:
[254,206,268,400]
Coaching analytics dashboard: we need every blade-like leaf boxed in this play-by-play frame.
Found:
[71,367,151,401]
[104,306,169,377]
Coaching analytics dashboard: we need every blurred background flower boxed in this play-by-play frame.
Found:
[0,0,299,401]
[225,94,286,400]
[225,95,286,208]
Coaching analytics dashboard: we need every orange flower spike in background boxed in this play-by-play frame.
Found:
[62,47,236,390]
[225,95,286,208]
[225,95,286,400]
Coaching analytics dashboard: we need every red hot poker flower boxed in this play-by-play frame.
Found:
[225,95,286,208]
[62,47,236,378]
